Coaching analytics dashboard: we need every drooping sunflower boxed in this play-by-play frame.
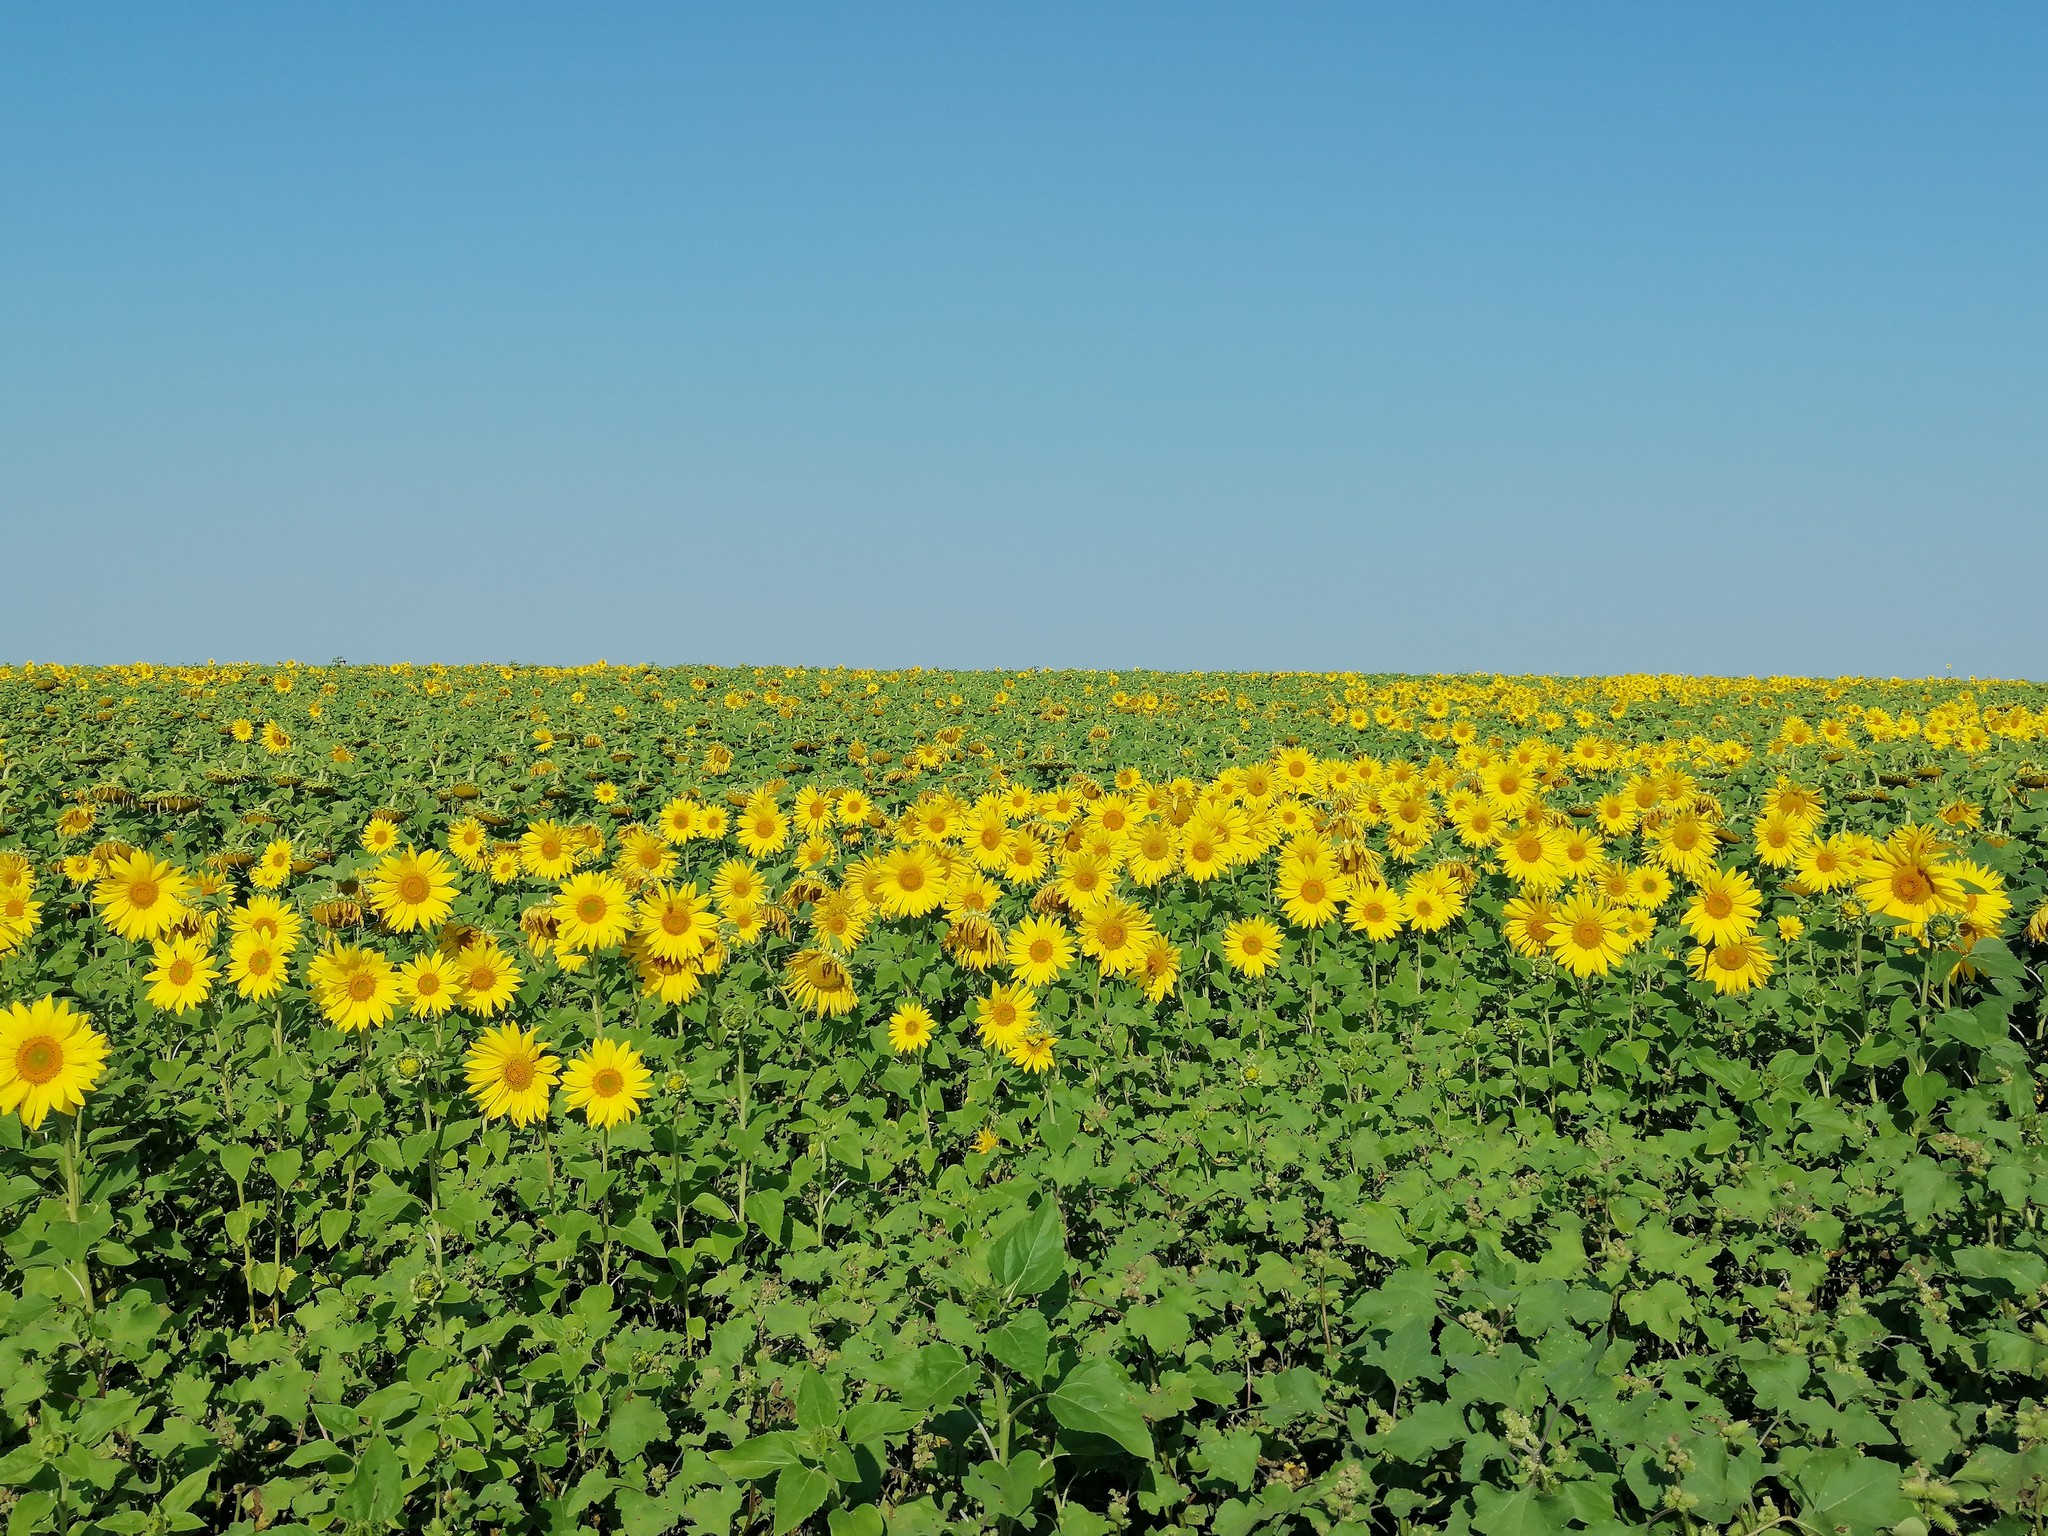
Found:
[1221,916,1283,978]
[1006,915,1076,987]
[95,851,191,942]
[464,1025,559,1125]
[367,847,460,933]
[887,1000,937,1054]
[553,871,633,952]
[560,1037,650,1128]
[146,936,218,1014]
[0,997,109,1130]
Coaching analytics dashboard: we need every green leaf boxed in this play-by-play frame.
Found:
[774,1464,834,1536]
[343,1435,404,1529]
[1047,1358,1152,1459]
[1792,1448,1912,1536]
[712,1432,811,1479]
[1470,1483,1569,1536]
[984,1311,1051,1383]
[607,1395,670,1462]
[989,1196,1066,1296]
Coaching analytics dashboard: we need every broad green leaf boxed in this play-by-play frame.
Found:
[1047,1359,1152,1459]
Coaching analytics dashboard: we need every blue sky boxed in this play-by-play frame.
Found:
[3,5,2044,676]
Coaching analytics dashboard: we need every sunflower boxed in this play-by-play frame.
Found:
[1751,810,1811,870]
[1075,897,1154,977]
[656,796,700,846]
[454,943,522,1017]
[146,936,218,1015]
[95,851,190,942]
[1546,893,1626,979]
[1689,935,1775,994]
[520,819,579,880]
[1401,868,1465,934]
[1056,851,1116,910]
[1005,1029,1058,1075]
[1649,812,1718,882]
[1276,858,1347,930]
[974,983,1038,1051]
[999,832,1050,887]
[360,816,400,855]
[553,871,633,952]
[0,997,109,1130]
[251,837,295,891]
[614,826,677,886]
[1006,915,1075,987]
[228,931,288,1001]
[1344,881,1405,942]
[309,944,401,1032]
[1626,865,1674,910]
[367,847,460,933]
[1137,933,1181,1002]
[1856,829,1965,926]
[1681,867,1762,947]
[1221,916,1283,977]
[1500,893,1561,959]
[887,1000,936,1053]
[229,893,304,951]
[561,1037,651,1129]
[943,870,1001,924]
[400,951,461,1017]
[636,883,717,962]
[1495,825,1565,891]
[711,859,766,913]
[1124,823,1179,887]
[810,888,872,951]
[447,816,492,871]
[785,948,859,1017]
[876,845,947,918]
[464,1025,559,1125]
[737,790,790,857]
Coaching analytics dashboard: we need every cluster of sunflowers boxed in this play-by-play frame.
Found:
[2,717,2032,1141]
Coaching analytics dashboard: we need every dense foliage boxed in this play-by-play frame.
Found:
[4,664,2048,1536]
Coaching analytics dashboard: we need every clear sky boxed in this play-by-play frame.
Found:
[3,5,2044,677]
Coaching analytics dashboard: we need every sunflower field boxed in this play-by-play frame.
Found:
[4,664,2048,1536]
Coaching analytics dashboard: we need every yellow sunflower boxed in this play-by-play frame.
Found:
[561,1037,652,1128]
[0,997,110,1130]
[464,1025,559,1125]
